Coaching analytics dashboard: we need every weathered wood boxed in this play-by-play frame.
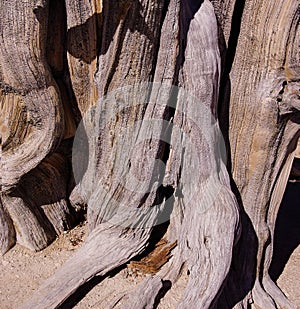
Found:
[21,0,240,308]
[0,0,78,251]
[213,0,300,307]
[1,0,299,308]
[0,196,15,254]
[20,223,150,308]
[0,0,64,191]
[123,276,164,308]
[1,148,77,251]
[65,0,100,115]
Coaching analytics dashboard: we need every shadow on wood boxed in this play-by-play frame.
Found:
[269,178,300,281]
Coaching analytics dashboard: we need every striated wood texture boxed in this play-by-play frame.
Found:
[0,0,78,252]
[213,0,300,307]
[0,0,299,308]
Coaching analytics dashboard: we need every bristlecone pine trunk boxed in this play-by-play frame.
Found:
[0,0,299,308]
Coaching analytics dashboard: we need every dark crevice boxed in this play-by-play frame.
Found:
[269,175,300,281]
[47,0,81,125]
[276,80,288,104]
[217,0,246,173]
[46,0,66,77]
[148,0,170,81]
[176,0,204,87]
[221,0,246,78]
[130,220,170,263]
[45,0,83,225]
[153,0,205,186]
[213,3,259,305]
[153,280,172,308]
[216,214,258,308]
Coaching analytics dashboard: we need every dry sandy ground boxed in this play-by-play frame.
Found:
[1,181,300,308]
[0,219,299,308]
[0,221,186,309]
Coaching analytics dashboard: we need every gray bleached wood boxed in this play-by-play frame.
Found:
[0,0,298,308]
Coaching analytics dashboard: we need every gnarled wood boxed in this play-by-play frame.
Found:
[21,1,240,308]
[214,0,300,307]
[0,0,78,251]
[0,1,64,191]
[1,0,299,308]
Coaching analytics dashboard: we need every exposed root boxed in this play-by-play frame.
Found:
[123,276,164,308]
[0,196,15,254]
[263,275,297,309]
[20,223,152,308]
